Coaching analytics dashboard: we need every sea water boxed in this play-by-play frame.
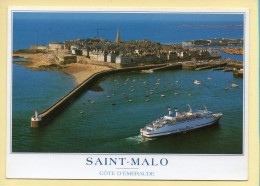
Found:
[13,13,243,50]
[12,64,76,152]
[12,66,243,154]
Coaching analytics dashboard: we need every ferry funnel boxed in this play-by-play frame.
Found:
[168,107,173,115]
[174,108,181,117]
[204,105,208,113]
[187,104,192,113]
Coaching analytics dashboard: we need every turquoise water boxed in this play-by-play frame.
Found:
[12,64,77,152]
[12,66,243,154]
[13,58,29,62]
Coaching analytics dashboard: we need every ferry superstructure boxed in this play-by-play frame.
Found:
[140,105,222,138]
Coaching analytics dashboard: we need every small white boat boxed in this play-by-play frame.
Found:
[91,101,95,104]
[231,84,239,88]
[161,94,165,97]
[107,96,111,98]
[207,77,212,80]
[174,93,179,95]
[129,100,133,102]
[145,99,150,102]
[225,87,229,90]
[80,111,84,114]
[194,80,201,85]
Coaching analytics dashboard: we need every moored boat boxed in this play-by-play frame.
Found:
[194,80,201,85]
[231,84,239,88]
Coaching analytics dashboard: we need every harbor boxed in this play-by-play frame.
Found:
[30,61,241,128]
[13,62,243,153]
[30,64,181,127]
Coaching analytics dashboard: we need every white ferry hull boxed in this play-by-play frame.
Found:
[141,116,220,138]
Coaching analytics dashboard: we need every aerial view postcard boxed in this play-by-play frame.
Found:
[7,8,248,180]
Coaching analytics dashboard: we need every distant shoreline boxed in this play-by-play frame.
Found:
[178,24,243,28]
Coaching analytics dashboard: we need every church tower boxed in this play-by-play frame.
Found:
[116,27,120,44]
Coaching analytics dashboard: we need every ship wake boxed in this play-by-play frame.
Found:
[125,135,155,144]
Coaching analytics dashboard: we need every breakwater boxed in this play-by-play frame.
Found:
[31,64,182,127]
[182,62,227,70]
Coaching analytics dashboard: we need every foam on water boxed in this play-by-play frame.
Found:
[125,135,155,144]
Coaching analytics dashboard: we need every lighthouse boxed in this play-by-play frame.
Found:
[31,109,42,121]
[35,109,38,119]
[31,109,42,127]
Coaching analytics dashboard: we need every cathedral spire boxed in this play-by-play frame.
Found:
[116,27,120,44]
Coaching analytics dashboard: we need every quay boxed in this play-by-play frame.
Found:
[182,62,227,70]
[194,66,211,71]
[31,64,180,128]
[233,68,243,78]
[223,68,234,72]
[149,64,182,71]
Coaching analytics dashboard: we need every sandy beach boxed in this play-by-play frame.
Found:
[60,63,111,84]
[13,51,111,84]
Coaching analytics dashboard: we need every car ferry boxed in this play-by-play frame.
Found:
[140,105,222,138]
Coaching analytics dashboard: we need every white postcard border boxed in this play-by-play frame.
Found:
[6,8,249,180]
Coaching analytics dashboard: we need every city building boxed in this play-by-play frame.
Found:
[107,52,118,63]
[49,42,65,50]
[115,54,131,63]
